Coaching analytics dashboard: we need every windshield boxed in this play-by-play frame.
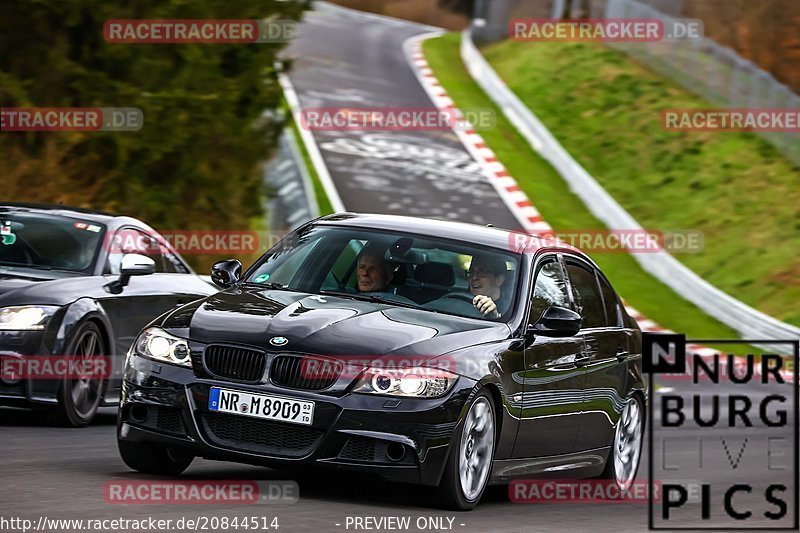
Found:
[245,225,521,321]
[0,211,106,273]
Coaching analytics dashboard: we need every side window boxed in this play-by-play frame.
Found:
[598,274,621,327]
[565,262,605,329]
[528,259,571,325]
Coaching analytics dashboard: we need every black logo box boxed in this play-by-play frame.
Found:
[643,335,799,531]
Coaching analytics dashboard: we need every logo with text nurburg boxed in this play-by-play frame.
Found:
[644,333,798,529]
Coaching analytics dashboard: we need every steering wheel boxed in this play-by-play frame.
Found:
[438,292,475,304]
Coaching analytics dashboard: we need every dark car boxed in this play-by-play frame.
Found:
[0,203,216,426]
[117,213,645,510]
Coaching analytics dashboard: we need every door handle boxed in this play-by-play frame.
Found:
[574,354,592,367]
[616,349,630,362]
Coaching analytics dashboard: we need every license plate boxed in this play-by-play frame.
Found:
[208,387,314,426]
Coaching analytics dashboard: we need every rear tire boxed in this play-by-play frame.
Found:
[41,321,106,428]
[118,439,194,476]
[436,389,496,511]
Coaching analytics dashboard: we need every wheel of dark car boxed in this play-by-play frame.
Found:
[437,389,496,511]
[41,321,106,428]
[600,395,644,492]
[118,440,194,475]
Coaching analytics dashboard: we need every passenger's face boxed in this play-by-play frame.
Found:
[357,253,389,292]
[468,260,504,298]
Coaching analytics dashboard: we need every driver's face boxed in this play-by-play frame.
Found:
[468,260,504,298]
[357,253,389,292]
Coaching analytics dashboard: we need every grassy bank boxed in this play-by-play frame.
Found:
[478,38,800,327]
[423,33,755,350]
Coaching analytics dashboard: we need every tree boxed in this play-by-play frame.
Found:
[0,0,307,269]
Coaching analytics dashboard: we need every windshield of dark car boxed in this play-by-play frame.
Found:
[0,212,106,273]
[245,225,521,321]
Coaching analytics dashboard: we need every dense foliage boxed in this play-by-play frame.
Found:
[1,0,307,269]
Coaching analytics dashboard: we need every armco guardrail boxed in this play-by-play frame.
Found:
[460,28,800,345]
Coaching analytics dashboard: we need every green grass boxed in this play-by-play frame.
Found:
[479,38,800,327]
[286,115,335,217]
[279,95,335,217]
[424,33,757,353]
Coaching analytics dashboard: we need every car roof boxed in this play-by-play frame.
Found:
[0,202,118,222]
[315,212,584,257]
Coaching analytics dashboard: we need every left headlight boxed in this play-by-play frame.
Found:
[133,327,191,367]
[353,366,458,398]
[0,305,58,330]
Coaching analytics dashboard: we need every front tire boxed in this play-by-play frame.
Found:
[118,439,194,476]
[600,395,644,493]
[437,389,496,510]
[41,321,106,428]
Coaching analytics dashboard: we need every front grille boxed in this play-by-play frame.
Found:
[270,354,342,390]
[200,412,323,457]
[204,345,266,382]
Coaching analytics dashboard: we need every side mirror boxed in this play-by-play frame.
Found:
[528,305,582,338]
[105,253,155,294]
[121,253,156,277]
[211,259,242,288]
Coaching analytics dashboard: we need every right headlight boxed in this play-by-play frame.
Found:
[133,327,191,367]
[352,365,458,398]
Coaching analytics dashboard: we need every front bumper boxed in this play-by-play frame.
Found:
[0,330,60,406]
[118,353,475,486]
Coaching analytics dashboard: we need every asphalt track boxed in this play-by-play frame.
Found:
[1,4,797,533]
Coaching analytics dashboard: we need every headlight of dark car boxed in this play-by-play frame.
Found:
[353,366,458,398]
[0,305,59,330]
[133,327,191,367]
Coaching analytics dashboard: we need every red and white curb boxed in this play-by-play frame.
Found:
[404,34,551,235]
[404,33,796,384]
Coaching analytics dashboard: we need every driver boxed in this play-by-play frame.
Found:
[467,254,509,319]
[357,244,393,292]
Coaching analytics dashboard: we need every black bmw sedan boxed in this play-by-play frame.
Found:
[0,203,215,426]
[118,213,645,510]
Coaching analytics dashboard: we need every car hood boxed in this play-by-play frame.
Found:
[0,269,82,306]
[162,285,510,363]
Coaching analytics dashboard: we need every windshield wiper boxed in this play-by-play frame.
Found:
[243,281,303,292]
[318,290,423,310]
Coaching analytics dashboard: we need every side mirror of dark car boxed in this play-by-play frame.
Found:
[527,305,582,338]
[105,253,155,294]
[211,259,242,288]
